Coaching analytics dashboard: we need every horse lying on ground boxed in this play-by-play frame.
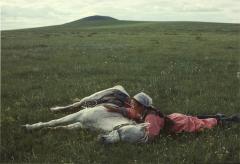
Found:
[23,86,149,144]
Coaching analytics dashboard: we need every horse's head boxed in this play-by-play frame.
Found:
[98,123,149,144]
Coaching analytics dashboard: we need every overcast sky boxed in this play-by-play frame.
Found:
[1,0,240,30]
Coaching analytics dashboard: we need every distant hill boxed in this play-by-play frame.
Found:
[63,15,124,27]
[61,15,239,30]
[3,15,239,31]
[80,15,118,21]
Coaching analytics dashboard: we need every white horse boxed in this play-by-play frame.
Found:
[23,86,148,144]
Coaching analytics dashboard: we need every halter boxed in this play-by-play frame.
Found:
[112,122,149,143]
[112,123,136,141]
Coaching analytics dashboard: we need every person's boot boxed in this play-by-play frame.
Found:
[215,113,226,120]
[224,113,240,123]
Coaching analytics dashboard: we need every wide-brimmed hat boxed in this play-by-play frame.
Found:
[133,92,153,108]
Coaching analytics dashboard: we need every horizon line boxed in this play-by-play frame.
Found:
[2,16,240,31]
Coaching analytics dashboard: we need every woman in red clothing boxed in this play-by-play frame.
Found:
[105,92,240,141]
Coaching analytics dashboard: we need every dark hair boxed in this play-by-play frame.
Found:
[145,106,175,131]
[133,99,175,131]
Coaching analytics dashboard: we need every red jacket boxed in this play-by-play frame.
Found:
[126,108,218,139]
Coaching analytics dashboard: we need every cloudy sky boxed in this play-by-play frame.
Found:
[1,0,240,30]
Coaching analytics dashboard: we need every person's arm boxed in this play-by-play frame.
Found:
[104,105,141,120]
[103,105,128,117]
[145,114,165,141]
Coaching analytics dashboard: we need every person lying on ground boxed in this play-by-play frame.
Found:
[104,92,240,141]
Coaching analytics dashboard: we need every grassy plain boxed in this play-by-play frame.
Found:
[1,19,240,163]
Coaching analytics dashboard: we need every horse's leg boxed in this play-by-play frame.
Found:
[47,122,83,130]
[23,111,82,130]
[50,101,82,113]
[49,87,112,113]
[50,85,129,113]
[50,87,115,113]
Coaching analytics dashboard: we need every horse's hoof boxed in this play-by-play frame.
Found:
[20,124,30,131]
[50,107,60,113]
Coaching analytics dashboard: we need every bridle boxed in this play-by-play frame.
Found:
[112,123,148,143]
[112,123,135,141]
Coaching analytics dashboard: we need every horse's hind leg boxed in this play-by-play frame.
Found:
[50,101,83,113]
[24,111,82,130]
[47,122,83,130]
[50,85,127,113]
[50,89,106,113]
[49,90,104,113]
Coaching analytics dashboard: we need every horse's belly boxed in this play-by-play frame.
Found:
[79,106,133,132]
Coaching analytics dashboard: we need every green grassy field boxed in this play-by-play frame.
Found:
[1,18,240,163]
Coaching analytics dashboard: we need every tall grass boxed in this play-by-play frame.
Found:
[1,21,240,163]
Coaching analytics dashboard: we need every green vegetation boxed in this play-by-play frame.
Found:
[1,17,240,163]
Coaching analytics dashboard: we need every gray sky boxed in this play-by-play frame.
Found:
[1,0,240,30]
